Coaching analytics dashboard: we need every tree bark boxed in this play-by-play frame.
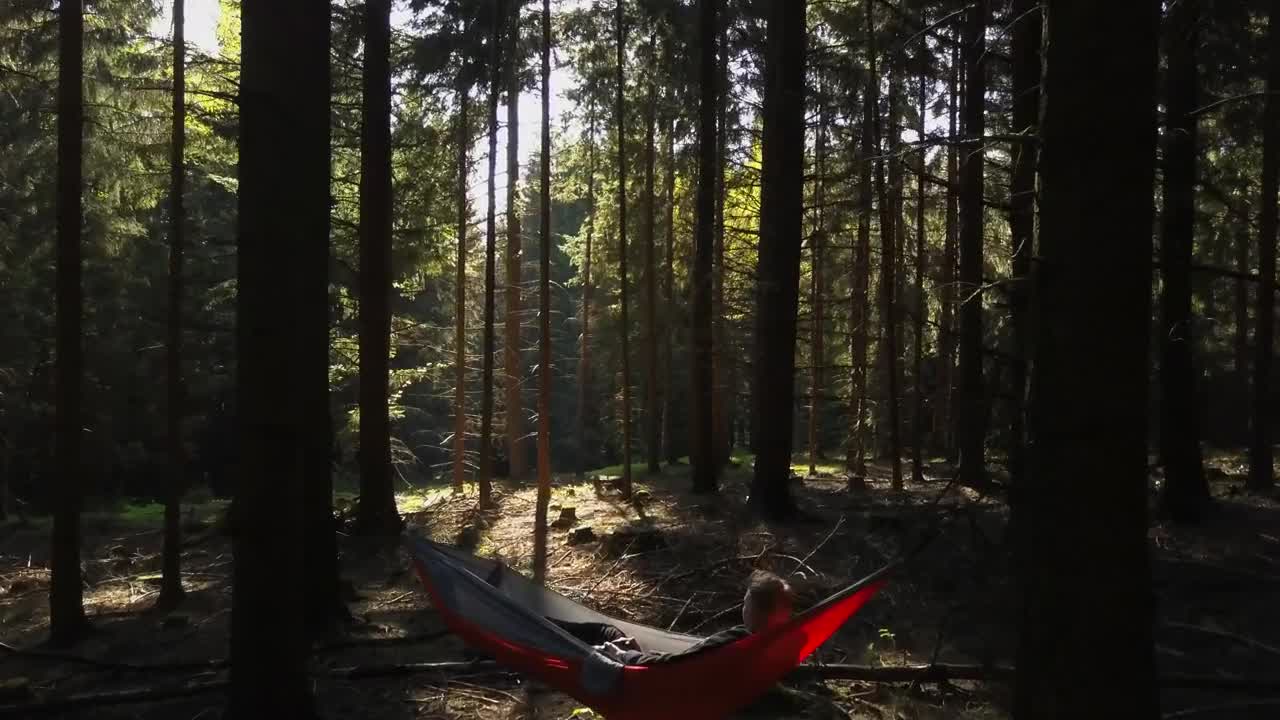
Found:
[615,0,633,499]
[956,0,987,489]
[935,41,959,456]
[749,0,806,518]
[577,110,597,480]
[871,34,903,491]
[808,103,827,476]
[1234,228,1250,382]
[846,74,874,488]
[714,15,733,468]
[1016,1,1161,716]
[478,1,503,508]
[691,0,719,494]
[356,0,400,535]
[911,68,928,486]
[643,30,661,476]
[453,86,470,494]
[533,0,552,585]
[158,0,187,613]
[51,0,89,648]
[505,0,525,483]
[1159,0,1210,522]
[662,113,679,466]
[1250,0,1279,493]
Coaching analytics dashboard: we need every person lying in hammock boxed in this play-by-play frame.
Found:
[554,570,794,665]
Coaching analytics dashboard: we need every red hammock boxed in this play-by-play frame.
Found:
[407,535,891,720]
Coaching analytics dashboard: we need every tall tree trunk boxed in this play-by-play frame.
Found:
[1159,0,1209,522]
[643,30,661,475]
[663,113,679,465]
[911,72,927,486]
[715,15,733,468]
[478,1,502,509]
[1016,1,1161,715]
[453,86,470,494]
[692,0,719,494]
[158,0,187,613]
[956,0,987,489]
[301,1,339,633]
[51,0,89,647]
[505,0,525,483]
[533,0,553,584]
[808,103,827,476]
[847,73,875,489]
[1007,0,1039,499]
[230,0,325,712]
[578,110,597,480]
[749,0,806,518]
[356,0,399,535]
[1251,0,1279,493]
[935,42,959,456]
[615,0,633,499]
[1234,227,1250,384]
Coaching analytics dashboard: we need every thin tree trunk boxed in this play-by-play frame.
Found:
[1159,0,1209,522]
[453,86,470,494]
[357,0,399,535]
[578,110,597,481]
[158,0,187,613]
[505,0,525,484]
[935,42,959,456]
[51,0,89,647]
[615,0,633,499]
[1007,0,1039,499]
[847,73,874,489]
[1250,0,1279,493]
[911,71,927,486]
[715,15,733,468]
[643,30,661,475]
[956,0,987,489]
[662,114,679,465]
[532,0,552,584]
[808,103,827,476]
[478,2,502,509]
[1234,228,1250,382]
[692,0,719,494]
[749,0,806,519]
[1016,1,1161,714]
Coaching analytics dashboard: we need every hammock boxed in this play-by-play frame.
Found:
[405,533,894,720]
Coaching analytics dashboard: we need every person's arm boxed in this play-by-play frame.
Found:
[628,626,752,665]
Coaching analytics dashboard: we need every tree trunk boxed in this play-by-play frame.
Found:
[808,103,827,476]
[935,42,959,456]
[691,0,719,494]
[749,0,806,519]
[505,0,525,484]
[51,0,89,648]
[1234,227,1251,401]
[715,15,733,468]
[158,0,187,613]
[230,0,325,713]
[956,0,987,489]
[478,2,502,509]
[1016,1,1161,715]
[1250,0,1279,493]
[453,86,470,494]
[1159,0,1210,522]
[643,30,661,476]
[847,73,875,488]
[578,111,597,480]
[356,0,399,536]
[1007,0,1039,500]
[663,112,679,466]
[533,0,553,585]
[911,69,928,486]
[615,0,633,499]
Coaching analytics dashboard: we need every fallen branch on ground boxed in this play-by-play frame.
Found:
[1164,699,1280,719]
[0,681,226,718]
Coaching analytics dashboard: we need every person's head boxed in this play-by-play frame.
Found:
[741,570,793,632]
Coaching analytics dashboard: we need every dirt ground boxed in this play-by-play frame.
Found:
[1,452,1277,719]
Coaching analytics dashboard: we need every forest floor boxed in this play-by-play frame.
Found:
[0,450,1278,719]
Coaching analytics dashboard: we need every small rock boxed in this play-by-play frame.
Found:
[567,527,597,545]
[551,507,578,529]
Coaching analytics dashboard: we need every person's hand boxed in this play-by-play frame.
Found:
[610,636,640,651]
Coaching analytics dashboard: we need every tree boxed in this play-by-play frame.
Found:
[662,110,679,467]
[356,0,400,536]
[1159,0,1210,521]
[505,0,525,484]
[615,0,633,499]
[871,12,902,491]
[577,110,597,480]
[935,41,959,456]
[808,102,827,476]
[1016,0,1161,715]
[533,0,553,584]
[642,29,661,476]
[691,0,719,494]
[453,84,470,494]
[1251,0,1279,493]
[956,0,987,489]
[51,0,89,647]
[846,71,875,489]
[910,70,927,486]
[749,0,806,518]
[157,0,187,613]
[478,0,503,509]
[230,0,328,711]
